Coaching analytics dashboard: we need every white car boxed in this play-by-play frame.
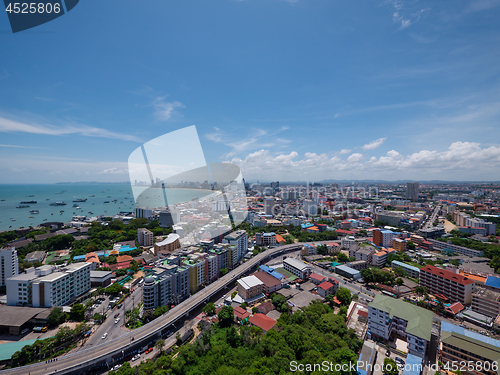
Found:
[132,353,141,361]
[112,364,122,371]
[102,333,108,339]
[115,318,120,324]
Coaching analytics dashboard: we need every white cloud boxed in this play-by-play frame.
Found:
[226,142,500,181]
[386,0,429,30]
[0,115,142,142]
[363,137,387,150]
[205,126,291,155]
[339,149,352,155]
[152,97,185,121]
[347,153,364,163]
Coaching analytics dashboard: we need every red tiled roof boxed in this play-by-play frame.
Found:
[276,234,285,244]
[318,281,334,290]
[335,229,355,235]
[249,313,277,332]
[421,265,474,285]
[310,273,325,282]
[446,302,464,315]
[233,306,250,320]
[256,301,275,315]
[252,271,281,288]
[358,310,369,318]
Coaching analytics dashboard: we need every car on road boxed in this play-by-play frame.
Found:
[114,313,119,318]
[102,333,108,339]
[132,354,141,361]
[145,347,153,354]
[112,364,122,371]
[115,318,120,324]
[395,357,404,365]
[385,350,390,357]
[117,303,123,309]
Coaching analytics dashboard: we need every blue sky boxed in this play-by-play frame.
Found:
[1,0,500,183]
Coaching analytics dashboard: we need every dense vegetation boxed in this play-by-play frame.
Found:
[235,222,338,243]
[111,301,362,375]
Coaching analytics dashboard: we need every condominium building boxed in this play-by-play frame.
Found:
[426,239,484,257]
[208,245,230,271]
[0,248,19,287]
[264,197,274,216]
[392,238,407,252]
[223,230,248,262]
[183,255,206,294]
[205,254,219,284]
[341,236,358,251]
[6,263,91,307]
[355,247,375,264]
[419,265,474,304]
[391,260,420,279]
[375,211,404,227]
[440,321,500,375]
[471,286,500,319]
[137,228,154,247]
[154,233,181,255]
[373,229,393,248]
[368,294,433,358]
[406,182,419,202]
[142,261,190,310]
[135,207,153,219]
[237,275,264,303]
[255,232,277,247]
[283,258,312,280]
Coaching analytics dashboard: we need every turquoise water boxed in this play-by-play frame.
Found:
[0,184,212,232]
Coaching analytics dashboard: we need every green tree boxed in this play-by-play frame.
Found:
[360,268,374,284]
[47,307,65,327]
[105,283,124,295]
[337,253,348,263]
[70,303,86,321]
[218,305,234,328]
[316,244,329,255]
[202,302,216,316]
[335,287,351,306]
[406,241,416,250]
[383,358,399,375]
[220,268,229,277]
[155,338,165,353]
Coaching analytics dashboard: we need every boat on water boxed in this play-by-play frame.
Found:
[27,195,35,197]
[20,200,37,204]
[50,202,67,206]
[0,199,5,201]
[89,195,95,197]
[17,205,30,208]
[60,210,64,213]
[29,216,34,218]
[88,211,93,214]
[104,201,110,204]
[43,219,47,221]
[73,198,87,202]
[30,210,39,214]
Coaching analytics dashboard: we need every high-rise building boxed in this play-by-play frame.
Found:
[135,207,153,219]
[264,198,274,216]
[406,182,420,202]
[0,247,18,287]
[223,230,248,263]
[137,228,153,247]
[373,229,394,248]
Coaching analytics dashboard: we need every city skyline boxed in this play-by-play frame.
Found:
[1,1,500,183]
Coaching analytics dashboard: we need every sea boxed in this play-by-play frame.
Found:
[0,184,213,232]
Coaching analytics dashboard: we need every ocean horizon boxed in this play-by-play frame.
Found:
[0,183,213,232]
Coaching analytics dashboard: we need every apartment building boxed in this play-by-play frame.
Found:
[142,261,190,310]
[154,233,181,255]
[252,271,282,294]
[255,232,277,247]
[440,321,500,375]
[372,250,389,268]
[373,229,394,248]
[0,248,18,287]
[375,211,404,227]
[355,247,375,264]
[237,275,264,303]
[341,236,359,252]
[427,239,484,257]
[391,260,420,279]
[205,254,219,284]
[208,245,229,271]
[283,258,312,280]
[406,182,419,202]
[419,265,475,304]
[6,263,91,307]
[223,230,248,261]
[264,198,274,216]
[183,255,206,294]
[472,286,500,319]
[452,211,497,235]
[137,228,153,247]
[392,238,407,252]
[368,295,433,358]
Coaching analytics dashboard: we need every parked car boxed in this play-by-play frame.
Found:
[114,313,119,318]
[395,357,404,364]
[102,333,108,339]
[145,347,153,354]
[132,354,141,361]
[385,350,390,357]
[115,318,120,324]
[112,364,122,371]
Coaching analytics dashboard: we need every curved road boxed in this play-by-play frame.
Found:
[1,243,305,375]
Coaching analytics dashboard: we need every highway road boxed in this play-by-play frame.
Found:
[422,205,441,230]
[1,243,304,375]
